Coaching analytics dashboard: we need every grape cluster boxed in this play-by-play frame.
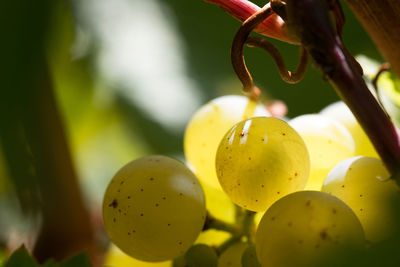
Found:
[103,95,400,266]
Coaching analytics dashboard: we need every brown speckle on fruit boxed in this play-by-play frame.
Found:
[109,199,118,208]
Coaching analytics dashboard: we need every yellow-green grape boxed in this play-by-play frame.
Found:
[256,191,365,267]
[216,117,310,212]
[103,155,206,262]
[289,114,355,190]
[217,242,247,267]
[320,101,378,158]
[184,95,270,190]
[185,244,218,267]
[104,245,171,267]
[322,156,400,242]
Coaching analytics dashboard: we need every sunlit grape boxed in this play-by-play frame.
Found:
[322,156,400,242]
[289,114,355,190]
[256,191,365,267]
[103,155,206,262]
[104,244,171,267]
[184,95,270,190]
[217,242,247,267]
[216,117,310,212]
[320,101,378,158]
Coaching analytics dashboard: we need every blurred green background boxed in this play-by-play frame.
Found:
[0,0,382,262]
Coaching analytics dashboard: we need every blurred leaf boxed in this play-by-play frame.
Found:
[4,246,37,267]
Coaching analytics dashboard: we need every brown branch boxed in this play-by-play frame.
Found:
[27,62,96,264]
[344,0,400,78]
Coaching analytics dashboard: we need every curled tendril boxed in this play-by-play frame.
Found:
[231,3,308,101]
[231,4,274,101]
[246,36,308,84]
[372,62,391,114]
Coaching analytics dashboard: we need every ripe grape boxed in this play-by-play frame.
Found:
[184,95,270,190]
[217,242,247,267]
[256,191,365,267]
[185,244,218,267]
[320,101,378,158]
[322,156,400,242]
[104,245,171,267]
[289,114,355,190]
[216,117,310,212]
[103,155,206,262]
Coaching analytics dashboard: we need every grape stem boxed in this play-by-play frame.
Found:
[277,0,400,180]
[203,212,241,236]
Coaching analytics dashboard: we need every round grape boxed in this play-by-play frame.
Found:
[103,155,206,262]
[320,101,378,158]
[217,242,247,267]
[322,156,400,242]
[216,117,310,212]
[256,191,365,267]
[289,114,355,190]
[184,95,270,190]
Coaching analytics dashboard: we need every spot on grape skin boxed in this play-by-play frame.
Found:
[261,184,264,188]
[282,132,286,136]
[320,230,329,240]
[127,196,131,199]
[150,177,154,181]
[248,157,252,160]
[288,222,292,227]
[332,208,337,214]
[277,191,280,195]
[360,194,363,197]
[109,199,118,208]
[360,208,363,211]
[155,203,159,207]
[341,185,345,188]
[298,240,303,244]
[113,218,116,222]
[295,172,298,177]
[140,188,144,192]
[140,213,144,217]
[306,200,311,207]
[120,181,124,185]
[271,217,275,221]
[178,241,183,245]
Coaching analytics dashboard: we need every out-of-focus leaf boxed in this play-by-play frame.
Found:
[4,246,37,267]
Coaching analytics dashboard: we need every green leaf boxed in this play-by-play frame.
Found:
[4,246,38,267]
[58,253,90,267]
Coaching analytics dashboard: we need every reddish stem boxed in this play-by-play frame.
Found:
[204,0,298,44]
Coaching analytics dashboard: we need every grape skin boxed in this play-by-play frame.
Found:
[256,191,365,267]
[103,155,206,262]
[289,114,355,190]
[320,101,378,158]
[322,156,400,242]
[184,95,270,190]
[216,117,310,212]
[217,242,248,267]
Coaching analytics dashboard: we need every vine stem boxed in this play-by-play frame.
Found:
[282,0,400,179]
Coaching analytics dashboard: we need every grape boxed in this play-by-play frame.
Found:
[185,244,218,267]
[241,244,261,267]
[103,155,207,262]
[320,101,378,158]
[289,114,355,190]
[256,191,365,267]
[184,95,270,190]
[217,242,247,267]
[104,244,171,267]
[216,117,310,212]
[322,156,400,242]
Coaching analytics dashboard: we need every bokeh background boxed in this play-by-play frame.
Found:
[0,0,383,264]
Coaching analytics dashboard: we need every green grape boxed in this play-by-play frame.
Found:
[216,117,310,212]
[241,244,261,267]
[289,114,355,190]
[103,155,207,262]
[256,191,365,267]
[322,156,400,242]
[185,244,218,267]
[184,95,270,190]
[320,101,378,158]
[104,244,171,267]
[217,242,247,267]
